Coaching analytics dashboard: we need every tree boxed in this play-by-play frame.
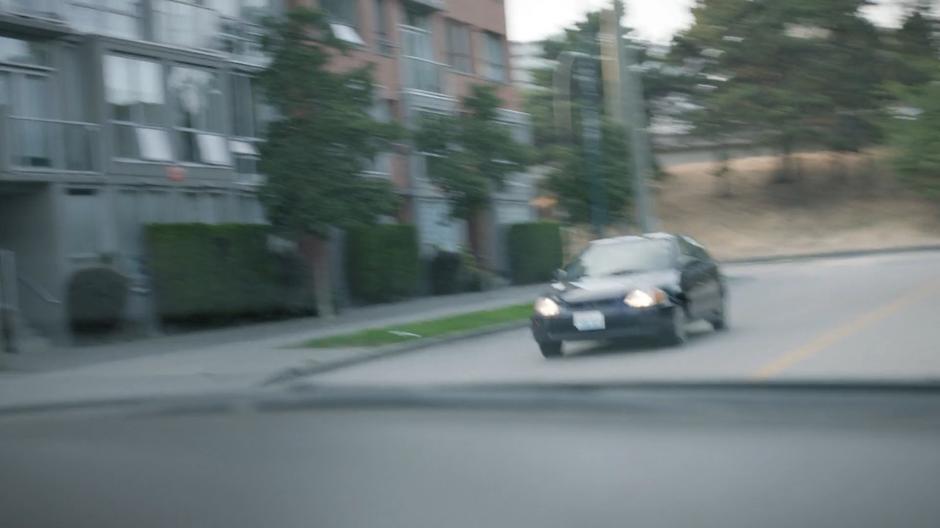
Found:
[523,8,683,227]
[542,121,632,224]
[889,74,940,202]
[886,2,940,87]
[414,85,530,263]
[257,8,400,315]
[673,0,886,182]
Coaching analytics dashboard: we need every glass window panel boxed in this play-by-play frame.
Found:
[321,0,357,26]
[197,133,230,165]
[115,124,140,158]
[485,32,506,82]
[235,154,258,175]
[373,0,386,39]
[169,65,223,133]
[448,22,472,73]
[105,55,165,125]
[231,74,253,137]
[155,0,221,50]
[137,128,173,161]
[179,130,199,162]
[230,140,258,156]
[331,23,365,45]
[0,36,49,66]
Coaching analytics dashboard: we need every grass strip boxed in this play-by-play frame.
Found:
[303,303,532,348]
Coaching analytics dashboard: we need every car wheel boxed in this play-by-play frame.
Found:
[664,306,688,346]
[709,296,728,331]
[539,341,563,358]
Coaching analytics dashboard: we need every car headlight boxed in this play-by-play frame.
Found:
[624,288,668,308]
[534,297,561,317]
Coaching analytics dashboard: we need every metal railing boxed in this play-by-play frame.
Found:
[153,0,221,51]
[0,0,64,21]
[403,56,447,93]
[4,115,100,173]
[18,275,62,305]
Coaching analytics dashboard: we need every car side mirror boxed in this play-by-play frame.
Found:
[554,269,568,282]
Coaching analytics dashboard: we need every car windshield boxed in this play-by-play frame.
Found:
[565,240,674,280]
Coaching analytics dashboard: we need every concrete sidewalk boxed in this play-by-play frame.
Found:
[0,285,544,408]
[4,284,544,374]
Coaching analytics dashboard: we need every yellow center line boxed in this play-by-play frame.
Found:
[752,278,940,380]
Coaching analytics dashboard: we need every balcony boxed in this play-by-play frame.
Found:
[404,0,445,10]
[154,0,220,51]
[0,0,63,21]
[0,113,101,174]
[403,56,448,94]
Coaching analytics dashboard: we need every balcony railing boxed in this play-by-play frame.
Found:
[1,114,100,173]
[403,56,447,94]
[153,0,221,51]
[0,0,64,21]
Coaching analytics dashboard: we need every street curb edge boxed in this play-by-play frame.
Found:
[263,320,530,385]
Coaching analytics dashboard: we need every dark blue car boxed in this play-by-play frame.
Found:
[531,233,727,358]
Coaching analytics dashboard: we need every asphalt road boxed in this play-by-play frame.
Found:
[314,251,940,387]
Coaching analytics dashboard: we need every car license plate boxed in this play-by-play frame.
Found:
[573,311,605,331]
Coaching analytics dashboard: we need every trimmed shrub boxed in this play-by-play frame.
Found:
[145,224,314,321]
[346,224,420,303]
[429,250,463,295]
[67,267,129,327]
[507,222,563,284]
[428,249,484,295]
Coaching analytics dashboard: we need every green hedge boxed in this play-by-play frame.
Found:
[507,222,563,284]
[145,224,314,320]
[346,224,419,303]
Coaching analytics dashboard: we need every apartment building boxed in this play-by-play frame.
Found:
[0,0,282,343]
[0,0,533,345]
[306,0,535,260]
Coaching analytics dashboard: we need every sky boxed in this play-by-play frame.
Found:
[506,0,910,44]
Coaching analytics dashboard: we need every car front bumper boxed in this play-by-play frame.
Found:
[531,304,677,343]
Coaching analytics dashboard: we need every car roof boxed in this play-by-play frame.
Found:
[589,233,680,246]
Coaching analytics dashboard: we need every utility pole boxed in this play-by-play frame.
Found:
[611,0,658,233]
[575,57,606,237]
[554,51,607,238]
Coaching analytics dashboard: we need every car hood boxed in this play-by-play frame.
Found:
[552,269,680,303]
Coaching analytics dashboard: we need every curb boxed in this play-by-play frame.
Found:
[264,320,530,385]
[721,244,940,266]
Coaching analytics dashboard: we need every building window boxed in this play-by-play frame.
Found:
[0,36,49,67]
[447,21,473,74]
[154,0,221,51]
[365,97,392,177]
[483,32,507,82]
[231,72,271,175]
[321,0,357,26]
[168,65,229,166]
[67,0,142,39]
[373,0,392,53]
[321,0,363,45]
[104,54,173,162]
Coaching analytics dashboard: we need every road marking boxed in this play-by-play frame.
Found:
[752,278,940,380]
